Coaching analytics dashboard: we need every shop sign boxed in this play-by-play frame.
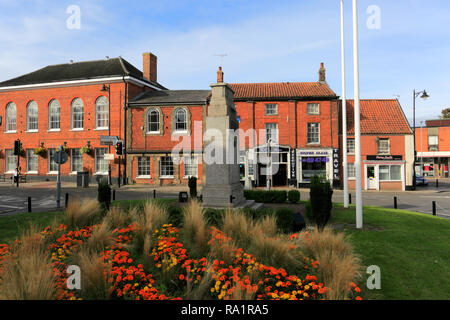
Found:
[333,149,340,181]
[367,155,403,161]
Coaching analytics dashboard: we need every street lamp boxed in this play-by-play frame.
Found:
[413,89,429,190]
[101,84,112,185]
[266,139,273,191]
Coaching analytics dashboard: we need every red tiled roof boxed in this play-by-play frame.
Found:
[345,99,412,135]
[229,82,337,100]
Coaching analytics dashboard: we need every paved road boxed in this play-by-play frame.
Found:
[1,180,450,219]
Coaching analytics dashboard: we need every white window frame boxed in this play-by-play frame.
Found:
[27,101,38,132]
[174,108,187,133]
[6,102,17,132]
[348,162,356,179]
[5,149,16,173]
[137,156,151,178]
[265,104,278,115]
[307,103,320,115]
[183,156,198,178]
[160,156,174,178]
[71,148,83,173]
[307,123,320,144]
[48,148,58,173]
[428,135,439,151]
[379,164,402,182]
[48,99,60,131]
[27,149,38,173]
[378,138,390,154]
[95,96,109,130]
[147,108,160,134]
[71,98,84,130]
[95,148,108,174]
[347,138,355,154]
[265,123,278,144]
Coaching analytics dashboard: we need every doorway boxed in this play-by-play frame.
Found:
[367,166,377,190]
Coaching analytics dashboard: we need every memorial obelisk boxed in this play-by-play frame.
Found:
[202,67,245,207]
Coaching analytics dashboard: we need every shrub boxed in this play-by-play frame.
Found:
[288,190,300,203]
[244,190,287,203]
[97,180,111,210]
[167,206,183,228]
[305,200,312,222]
[275,208,295,233]
[204,209,224,227]
[309,176,333,231]
[188,176,197,198]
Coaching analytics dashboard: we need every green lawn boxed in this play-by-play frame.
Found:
[331,204,450,300]
[0,200,448,300]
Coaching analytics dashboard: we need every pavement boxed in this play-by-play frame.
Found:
[1,178,450,219]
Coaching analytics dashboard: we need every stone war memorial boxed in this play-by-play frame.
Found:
[202,67,250,208]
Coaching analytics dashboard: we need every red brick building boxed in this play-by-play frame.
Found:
[344,99,414,191]
[415,119,450,178]
[0,53,166,183]
[0,54,414,191]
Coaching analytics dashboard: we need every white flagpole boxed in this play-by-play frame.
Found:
[352,0,363,229]
[341,0,349,208]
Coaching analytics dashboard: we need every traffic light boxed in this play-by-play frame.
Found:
[115,140,123,156]
[14,140,21,156]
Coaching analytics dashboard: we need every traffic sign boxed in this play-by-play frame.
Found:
[54,151,68,164]
[104,153,115,161]
[100,136,119,146]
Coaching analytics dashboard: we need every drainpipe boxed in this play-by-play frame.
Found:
[123,75,128,185]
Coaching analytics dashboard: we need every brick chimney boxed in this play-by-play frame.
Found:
[319,62,326,83]
[217,66,224,83]
[143,52,157,82]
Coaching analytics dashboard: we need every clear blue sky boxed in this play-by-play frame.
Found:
[0,0,448,124]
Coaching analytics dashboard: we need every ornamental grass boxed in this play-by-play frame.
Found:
[66,198,102,230]
[181,199,208,257]
[0,224,57,300]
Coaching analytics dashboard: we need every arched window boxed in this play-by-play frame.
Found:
[96,96,109,129]
[27,101,38,131]
[6,102,17,132]
[147,108,160,133]
[174,108,187,132]
[48,99,60,130]
[71,98,84,129]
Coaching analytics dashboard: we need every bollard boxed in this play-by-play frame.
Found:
[113,189,116,201]
[28,196,32,213]
[432,201,436,216]
[436,179,439,188]
[65,193,69,208]
[394,196,398,209]
[349,194,352,204]
[154,189,156,199]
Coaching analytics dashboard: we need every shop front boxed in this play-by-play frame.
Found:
[296,149,335,187]
[363,155,406,191]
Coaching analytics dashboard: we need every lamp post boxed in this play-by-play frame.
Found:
[101,84,112,185]
[412,89,429,190]
[266,139,273,191]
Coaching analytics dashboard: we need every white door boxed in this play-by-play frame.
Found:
[367,166,377,190]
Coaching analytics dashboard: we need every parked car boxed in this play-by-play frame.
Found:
[416,174,428,186]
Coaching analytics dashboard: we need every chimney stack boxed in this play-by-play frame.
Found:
[319,62,326,83]
[217,66,224,83]
[143,52,157,83]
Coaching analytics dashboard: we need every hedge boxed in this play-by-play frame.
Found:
[244,190,287,203]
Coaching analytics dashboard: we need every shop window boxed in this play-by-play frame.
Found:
[265,104,278,115]
[377,138,389,154]
[137,157,151,177]
[379,165,401,181]
[301,157,328,181]
[307,103,320,115]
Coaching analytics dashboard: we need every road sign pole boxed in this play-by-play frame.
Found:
[16,152,20,188]
[118,156,121,188]
[56,146,62,208]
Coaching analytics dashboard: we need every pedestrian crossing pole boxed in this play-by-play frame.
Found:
[56,145,63,209]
